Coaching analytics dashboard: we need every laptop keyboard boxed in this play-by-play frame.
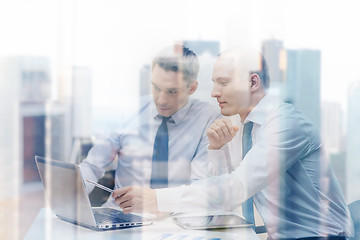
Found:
[93,208,143,224]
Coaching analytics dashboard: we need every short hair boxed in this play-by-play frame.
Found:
[152,45,199,85]
[218,48,270,90]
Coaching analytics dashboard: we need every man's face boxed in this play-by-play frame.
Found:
[151,64,194,117]
[211,56,251,116]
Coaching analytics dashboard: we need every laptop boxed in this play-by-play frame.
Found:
[35,156,152,230]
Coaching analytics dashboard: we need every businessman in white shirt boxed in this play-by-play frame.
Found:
[80,44,221,208]
[112,48,353,240]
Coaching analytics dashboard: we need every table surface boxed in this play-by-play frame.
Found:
[24,208,261,240]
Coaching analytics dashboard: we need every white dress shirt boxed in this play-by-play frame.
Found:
[80,96,221,207]
[156,94,354,239]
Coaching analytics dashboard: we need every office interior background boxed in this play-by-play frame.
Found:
[1,0,360,239]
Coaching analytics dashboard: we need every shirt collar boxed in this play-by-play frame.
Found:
[245,94,281,126]
[151,98,193,125]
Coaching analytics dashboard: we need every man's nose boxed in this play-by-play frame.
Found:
[157,91,168,105]
[211,85,221,98]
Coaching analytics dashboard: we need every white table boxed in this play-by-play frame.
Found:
[25,209,261,240]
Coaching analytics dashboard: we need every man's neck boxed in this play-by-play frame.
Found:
[239,92,266,122]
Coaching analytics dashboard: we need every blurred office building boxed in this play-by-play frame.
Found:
[0,57,22,201]
[262,39,286,84]
[321,101,346,195]
[21,102,68,182]
[284,49,321,128]
[0,56,59,188]
[0,57,93,239]
[58,66,93,164]
[0,56,54,240]
[262,39,287,97]
[321,101,345,154]
[346,82,360,203]
[14,57,72,184]
[0,57,93,188]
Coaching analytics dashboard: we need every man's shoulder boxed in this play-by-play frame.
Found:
[264,99,321,142]
[270,100,309,124]
[264,100,303,127]
[259,96,296,119]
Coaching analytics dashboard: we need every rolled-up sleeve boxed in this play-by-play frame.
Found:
[79,137,119,194]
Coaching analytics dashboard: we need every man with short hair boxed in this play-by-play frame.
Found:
[80,44,221,208]
[112,48,354,240]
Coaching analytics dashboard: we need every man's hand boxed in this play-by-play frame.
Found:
[112,186,159,214]
[207,118,239,150]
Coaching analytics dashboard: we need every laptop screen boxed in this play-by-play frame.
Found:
[35,156,97,227]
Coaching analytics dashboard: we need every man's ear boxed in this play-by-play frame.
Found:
[250,73,261,92]
[188,81,198,95]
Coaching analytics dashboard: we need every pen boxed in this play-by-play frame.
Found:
[86,179,114,193]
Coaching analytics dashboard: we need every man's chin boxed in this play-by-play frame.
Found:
[158,109,172,117]
[221,108,235,116]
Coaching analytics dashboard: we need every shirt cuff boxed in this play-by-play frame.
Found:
[156,186,184,213]
[208,145,230,175]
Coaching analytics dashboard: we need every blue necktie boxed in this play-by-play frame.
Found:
[150,116,170,188]
[242,121,255,227]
